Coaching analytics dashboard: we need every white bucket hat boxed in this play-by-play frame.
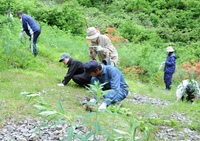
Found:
[86,27,100,40]
[166,46,174,52]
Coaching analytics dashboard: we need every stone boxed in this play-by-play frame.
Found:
[21,128,29,133]
[29,133,37,140]
[56,125,63,130]
[17,136,27,141]
[7,124,15,132]
[2,128,7,133]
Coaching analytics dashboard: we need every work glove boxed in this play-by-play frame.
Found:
[19,31,25,38]
[161,61,165,65]
[94,45,104,51]
[57,83,64,87]
[158,61,165,70]
[89,98,97,103]
[98,102,107,111]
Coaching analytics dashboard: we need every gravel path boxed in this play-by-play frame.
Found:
[0,117,103,141]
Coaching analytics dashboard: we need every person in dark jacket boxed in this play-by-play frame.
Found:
[17,11,41,56]
[176,79,200,104]
[57,53,91,87]
[159,46,177,90]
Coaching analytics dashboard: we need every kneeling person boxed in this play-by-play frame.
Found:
[176,79,200,103]
[58,53,91,87]
[84,60,129,110]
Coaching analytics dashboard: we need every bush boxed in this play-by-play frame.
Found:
[0,0,86,35]
[1,0,200,84]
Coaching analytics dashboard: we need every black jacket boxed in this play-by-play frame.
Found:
[62,58,85,85]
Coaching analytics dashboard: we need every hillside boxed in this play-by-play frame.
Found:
[0,0,200,82]
[0,0,200,140]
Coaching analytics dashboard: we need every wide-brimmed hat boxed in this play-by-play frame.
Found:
[86,27,100,40]
[84,60,99,74]
[166,46,174,52]
[59,53,70,62]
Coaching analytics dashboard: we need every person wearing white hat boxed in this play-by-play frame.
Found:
[159,46,176,90]
[86,27,118,66]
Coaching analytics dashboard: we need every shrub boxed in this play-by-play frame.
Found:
[0,0,86,35]
[182,60,200,80]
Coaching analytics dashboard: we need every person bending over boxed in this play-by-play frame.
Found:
[84,60,129,110]
[58,53,91,87]
[86,27,118,66]
[176,79,200,104]
[17,11,41,56]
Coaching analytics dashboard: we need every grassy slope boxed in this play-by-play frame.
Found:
[0,16,200,140]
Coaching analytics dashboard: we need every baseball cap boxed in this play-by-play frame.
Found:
[59,53,70,62]
[84,60,99,74]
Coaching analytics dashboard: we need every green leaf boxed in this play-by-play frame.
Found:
[113,129,129,135]
[20,91,32,95]
[74,134,84,140]
[85,112,96,119]
[57,100,64,114]
[26,93,41,97]
[85,132,94,139]
[39,111,57,116]
[101,129,113,138]
[74,115,85,119]
[67,127,74,140]
[33,104,47,110]
[94,121,100,135]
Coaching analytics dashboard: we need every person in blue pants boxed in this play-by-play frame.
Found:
[17,11,41,56]
[84,60,129,110]
[159,46,177,90]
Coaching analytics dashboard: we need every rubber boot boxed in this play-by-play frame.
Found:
[164,84,168,90]
[165,85,170,90]
[166,85,171,90]
[168,85,171,90]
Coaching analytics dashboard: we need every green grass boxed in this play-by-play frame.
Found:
[0,16,200,140]
[1,66,200,138]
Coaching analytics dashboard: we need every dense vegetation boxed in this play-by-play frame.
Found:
[1,0,199,83]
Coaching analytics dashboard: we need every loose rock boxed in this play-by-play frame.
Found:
[126,93,170,106]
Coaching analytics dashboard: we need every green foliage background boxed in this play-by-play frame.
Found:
[0,0,200,83]
[0,1,200,140]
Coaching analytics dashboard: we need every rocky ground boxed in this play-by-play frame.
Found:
[0,93,200,141]
[126,93,200,141]
[126,93,171,106]
[0,117,104,141]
